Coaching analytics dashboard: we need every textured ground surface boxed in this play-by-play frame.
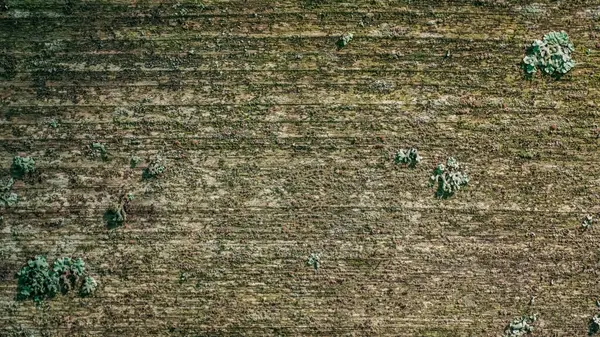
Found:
[1,0,600,336]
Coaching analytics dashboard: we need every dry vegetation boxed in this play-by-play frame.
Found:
[1,0,600,336]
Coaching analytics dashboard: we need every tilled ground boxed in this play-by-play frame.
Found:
[1,0,600,336]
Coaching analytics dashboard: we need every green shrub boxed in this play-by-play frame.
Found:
[336,33,353,49]
[104,203,127,229]
[15,256,96,303]
[87,142,108,160]
[430,157,469,198]
[503,314,537,336]
[79,276,98,297]
[15,256,59,303]
[52,257,85,293]
[583,215,594,229]
[307,253,320,272]
[522,31,575,77]
[143,157,165,179]
[0,176,17,207]
[394,148,421,167]
[11,156,35,178]
[130,156,142,168]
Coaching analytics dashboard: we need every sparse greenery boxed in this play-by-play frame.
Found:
[11,156,35,178]
[503,314,537,336]
[88,142,108,160]
[104,193,133,229]
[583,215,594,229]
[0,176,17,207]
[522,31,575,77]
[130,156,142,168]
[430,157,469,198]
[104,204,126,228]
[307,253,320,272]
[143,157,165,179]
[15,256,96,303]
[336,32,353,48]
[394,148,421,167]
[590,314,600,335]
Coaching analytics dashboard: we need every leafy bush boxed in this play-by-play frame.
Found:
[11,156,35,178]
[143,157,165,179]
[336,33,353,49]
[307,253,320,271]
[52,257,85,293]
[0,176,17,207]
[503,314,537,336]
[15,256,58,303]
[15,256,96,303]
[430,157,469,198]
[394,148,421,167]
[522,31,575,77]
[80,276,98,297]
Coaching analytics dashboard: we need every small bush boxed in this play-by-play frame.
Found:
[104,203,127,229]
[15,256,58,303]
[336,33,353,49]
[52,257,85,293]
[0,176,17,207]
[87,142,108,160]
[307,253,320,272]
[430,157,469,198]
[522,31,575,77]
[15,256,96,303]
[143,157,165,179]
[590,314,600,336]
[11,156,35,178]
[583,215,594,229]
[104,193,133,229]
[394,148,421,167]
[130,156,142,168]
[80,276,98,297]
[503,314,537,336]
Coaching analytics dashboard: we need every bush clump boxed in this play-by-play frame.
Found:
[15,256,59,303]
[430,157,469,198]
[0,176,17,207]
[522,31,575,77]
[503,314,537,336]
[394,148,421,168]
[589,313,600,336]
[11,156,35,178]
[336,32,353,49]
[143,157,165,179]
[583,215,594,229]
[15,256,97,303]
[104,194,131,229]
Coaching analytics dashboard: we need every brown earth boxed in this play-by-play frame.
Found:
[1,0,600,336]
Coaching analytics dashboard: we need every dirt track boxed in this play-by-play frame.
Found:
[1,1,600,336]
